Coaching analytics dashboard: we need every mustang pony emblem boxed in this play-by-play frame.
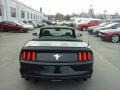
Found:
[53,54,62,61]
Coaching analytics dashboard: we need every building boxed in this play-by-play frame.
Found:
[0,0,47,22]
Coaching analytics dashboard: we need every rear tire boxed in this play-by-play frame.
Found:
[20,29,27,33]
[82,78,88,81]
[33,79,39,83]
[25,77,30,81]
[0,28,3,32]
[74,79,81,82]
[111,35,119,43]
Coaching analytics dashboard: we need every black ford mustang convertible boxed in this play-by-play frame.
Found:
[19,26,94,81]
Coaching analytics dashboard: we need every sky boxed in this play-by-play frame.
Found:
[19,0,120,15]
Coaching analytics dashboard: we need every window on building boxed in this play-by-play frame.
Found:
[31,13,32,19]
[27,12,29,19]
[38,15,39,19]
[39,16,41,19]
[10,7,16,17]
[21,10,25,18]
[34,14,35,19]
[36,15,37,19]
[0,5,2,16]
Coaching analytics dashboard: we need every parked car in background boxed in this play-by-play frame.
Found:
[64,21,71,26]
[87,22,111,35]
[75,19,103,31]
[15,21,34,30]
[51,21,57,25]
[106,19,120,23]
[28,20,38,28]
[93,23,120,37]
[42,20,53,25]
[23,20,36,29]
[99,28,120,43]
[0,21,29,32]
[69,18,90,27]
[69,18,78,27]
[60,20,67,25]
[36,22,46,28]
[52,20,71,26]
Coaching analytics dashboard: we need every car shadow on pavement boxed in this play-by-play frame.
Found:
[0,31,29,33]
[21,79,93,90]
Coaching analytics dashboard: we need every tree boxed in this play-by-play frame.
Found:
[64,15,70,21]
[55,13,64,21]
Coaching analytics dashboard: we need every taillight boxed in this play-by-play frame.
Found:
[78,52,92,62]
[21,50,36,61]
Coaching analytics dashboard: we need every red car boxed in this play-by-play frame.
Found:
[76,19,103,31]
[99,28,120,43]
[0,21,29,32]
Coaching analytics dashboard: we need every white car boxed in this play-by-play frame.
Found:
[18,21,34,30]
[28,21,38,28]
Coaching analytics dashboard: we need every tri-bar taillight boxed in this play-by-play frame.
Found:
[78,52,92,62]
[21,50,36,61]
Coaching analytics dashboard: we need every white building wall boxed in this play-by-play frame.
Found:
[0,0,2,21]
[0,0,6,21]
[0,0,47,22]
[8,0,18,21]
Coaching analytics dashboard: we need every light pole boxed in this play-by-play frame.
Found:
[104,10,107,21]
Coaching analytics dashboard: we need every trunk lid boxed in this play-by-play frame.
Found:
[22,41,92,63]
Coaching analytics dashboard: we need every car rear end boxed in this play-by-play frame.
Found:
[79,23,88,30]
[20,46,93,80]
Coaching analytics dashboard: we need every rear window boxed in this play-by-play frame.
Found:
[104,23,116,28]
[40,28,75,37]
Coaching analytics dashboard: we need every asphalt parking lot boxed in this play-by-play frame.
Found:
[0,29,120,90]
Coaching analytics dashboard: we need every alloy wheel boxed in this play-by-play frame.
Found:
[111,35,119,43]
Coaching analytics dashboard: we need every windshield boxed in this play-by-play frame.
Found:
[18,22,25,25]
[99,22,109,26]
[77,20,82,23]
[79,19,90,23]
[104,23,116,28]
[70,18,75,22]
[13,21,27,26]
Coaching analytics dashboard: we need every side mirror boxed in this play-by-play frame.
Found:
[32,33,38,36]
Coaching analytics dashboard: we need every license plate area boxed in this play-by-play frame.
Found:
[36,53,77,62]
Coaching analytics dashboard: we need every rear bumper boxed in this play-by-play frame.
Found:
[20,61,93,80]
